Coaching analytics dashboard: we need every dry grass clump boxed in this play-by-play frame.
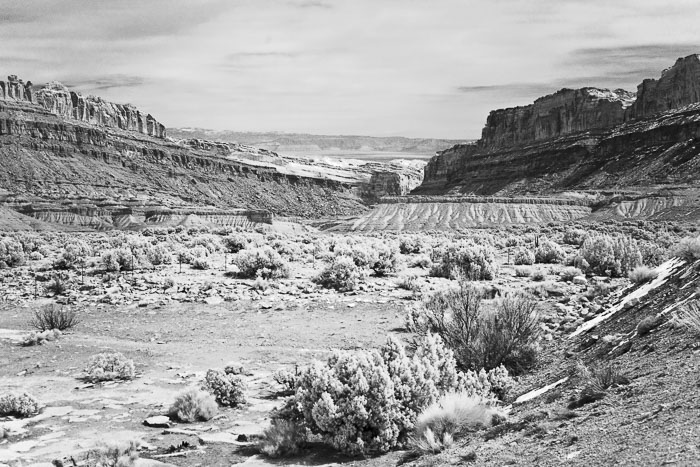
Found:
[169,388,218,422]
[0,392,39,418]
[85,440,140,467]
[258,419,308,458]
[628,265,658,284]
[675,301,700,334]
[411,392,505,454]
[529,269,546,281]
[514,266,531,277]
[670,235,700,262]
[637,314,664,336]
[559,266,583,282]
[86,352,135,382]
[30,304,79,331]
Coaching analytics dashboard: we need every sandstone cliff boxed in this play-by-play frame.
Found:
[482,88,634,148]
[418,54,700,197]
[0,76,166,138]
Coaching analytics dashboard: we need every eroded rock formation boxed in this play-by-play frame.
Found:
[482,88,635,148]
[417,54,700,196]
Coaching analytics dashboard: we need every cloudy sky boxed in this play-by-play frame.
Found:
[1,0,698,138]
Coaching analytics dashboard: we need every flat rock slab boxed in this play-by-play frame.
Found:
[198,431,246,445]
[144,416,172,428]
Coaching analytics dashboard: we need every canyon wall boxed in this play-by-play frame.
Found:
[482,88,635,148]
[417,54,700,196]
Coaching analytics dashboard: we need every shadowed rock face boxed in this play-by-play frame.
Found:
[419,54,700,196]
[482,88,635,148]
[626,54,700,120]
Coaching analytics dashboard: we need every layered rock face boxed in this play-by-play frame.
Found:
[482,88,635,148]
[418,54,700,196]
[364,170,423,199]
[626,54,700,120]
[0,76,166,138]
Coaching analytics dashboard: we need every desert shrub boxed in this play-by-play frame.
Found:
[513,248,535,265]
[412,392,504,454]
[397,274,421,292]
[534,239,565,264]
[273,368,300,396]
[21,329,61,346]
[85,440,140,467]
[30,304,79,331]
[272,239,301,259]
[529,269,546,281]
[580,234,642,277]
[675,301,700,334]
[584,281,614,299]
[286,334,480,455]
[559,266,583,282]
[514,266,531,277]
[370,242,403,276]
[315,257,363,292]
[188,234,221,253]
[399,236,427,255]
[670,235,700,261]
[591,363,630,391]
[146,244,172,265]
[628,265,658,284]
[0,238,26,268]
[101,248,136,272]
[332,241,376,269]
[637,315,663,336]
[46,273,68,295]
[169,388,218,422]
[563,228,587,246]
[430,243,497,281]
[191,257,211,270]
[408,254,431,269]
[258,419,307,458]
[408,283,539,374]
[0,393,39,418]
[232,246,290,279]
[86,352,135,382]
[203,369,246,407]
[223,233,248,253]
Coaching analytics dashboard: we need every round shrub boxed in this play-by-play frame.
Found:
[0,392,39,418]
[534,239,564,264]
[86,352,136,382]
[580,234,642,277]
[315,257,363,292]
[203,369,246,407]
[169,388,218,422]
[233,246,290,279]
[513,248,535,265]
[0,238,25,268]
[430,243,497,281]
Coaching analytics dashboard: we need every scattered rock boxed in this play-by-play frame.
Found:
[144,415,172,428]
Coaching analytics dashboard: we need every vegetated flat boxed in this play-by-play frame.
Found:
[0,223,698,466]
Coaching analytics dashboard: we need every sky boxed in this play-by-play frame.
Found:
[0,0,698,139]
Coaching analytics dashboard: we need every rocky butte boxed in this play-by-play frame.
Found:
[417,54,700,200]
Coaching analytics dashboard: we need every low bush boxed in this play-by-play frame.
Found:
[0,238,26,268]
[397,274,421,292]
[580,234,642,277]
[670,235,700,261]
[412,392,505,454]
[534,239,565,264]
[46,274,68,295]
[430,243,497,281]
[258,419,307,458]
[370,243,403,276]
[512,248,535,265]
[562,228,587,246]
[628,265,658,284]
[169,388,218,422]
[399,236,427,255]
[30,304,79,331]
[191,257,211,270]
[408,283,539,375]
[559,266,583,282]
[0,393,39,418]
[146,244,172,266]
[314,257,363,292]
[273,368,300,396]
[21,329,61,346]
[408,254,431,269]
[223,233,248,253]
[529,269,546,281]
[233,246,290,279]
[637,315,663,336]
[85,440,140,467]
[514,266,531,277]
[86,352,135,382]
[203,369,246,407]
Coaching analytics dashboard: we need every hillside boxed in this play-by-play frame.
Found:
[0,76,425,230]
[416,54,700,199]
